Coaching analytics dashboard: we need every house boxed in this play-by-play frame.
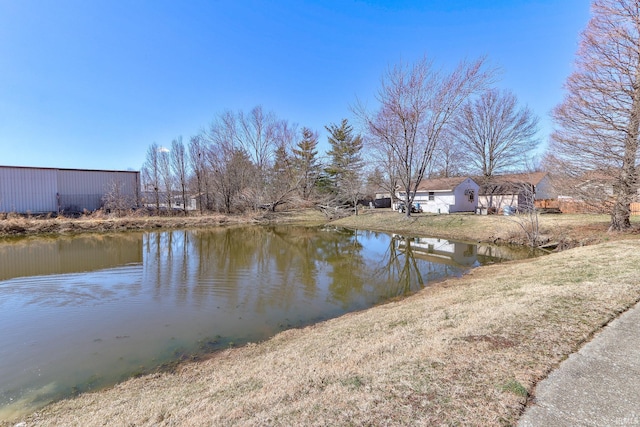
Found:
[396,176,479,214]
[477,172,554,213]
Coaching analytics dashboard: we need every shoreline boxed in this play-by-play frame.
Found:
[2,209,635,250]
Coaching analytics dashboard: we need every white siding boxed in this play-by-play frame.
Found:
[0,167,57,213]
[451,178,479,213]
[416,192,455,213]
[395,177,480,214]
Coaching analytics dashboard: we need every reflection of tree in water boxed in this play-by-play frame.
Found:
[318,228,366,307]
[267,226,320,299]
[146,227,479,314]
[373,235,473,299]
[377,235,425,298]
[143,226,372,312]
[147,226,327,313]
[251,226,366,312]
[142,228,487,319]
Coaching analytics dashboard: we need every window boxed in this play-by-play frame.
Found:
[428,192,434,201]
[464,188,475,203]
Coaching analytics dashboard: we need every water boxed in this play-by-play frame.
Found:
[0,226,537,419]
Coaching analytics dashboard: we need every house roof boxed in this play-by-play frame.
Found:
[415,176,476,192]
[474,172,548,187]
[476,172,549,195]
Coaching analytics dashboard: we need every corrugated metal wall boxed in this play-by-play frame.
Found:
[0,167,57,213]
[0,166,139,213]
[57,169,139,212]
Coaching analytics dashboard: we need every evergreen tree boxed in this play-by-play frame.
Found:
[292,127,321,200]
[325,119,364,214]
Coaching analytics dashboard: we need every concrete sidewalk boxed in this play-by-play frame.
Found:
[518,301,640,426]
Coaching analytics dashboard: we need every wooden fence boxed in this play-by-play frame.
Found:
[535,200,640,215]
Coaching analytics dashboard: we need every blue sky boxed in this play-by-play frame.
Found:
[0,0,590,171]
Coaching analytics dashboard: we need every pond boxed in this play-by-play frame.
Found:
[0,225,539,419]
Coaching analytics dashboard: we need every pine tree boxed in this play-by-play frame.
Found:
[292,127,321,200]
[325,119,364,214]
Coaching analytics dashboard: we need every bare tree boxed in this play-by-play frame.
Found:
[159,146,173,214]
[549,0,640,231]
[357,56,494,216]
[452,89,540,179]
[102,179,132,217]
[188,134,209,214]
[171,136,190,215]
[431,128,468,178]
[502,177,541,247]
[238,105,277,171]
[261,120,300,210]
[205,111,257,213]
[264,140,299,211]
[142,142,161,213]
[366,133,401,207]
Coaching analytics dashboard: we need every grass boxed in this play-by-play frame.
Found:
[2,209,640,425]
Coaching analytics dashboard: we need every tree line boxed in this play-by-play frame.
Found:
[142,107,366,216]
[141,58,540,218]
[142,0,640,232]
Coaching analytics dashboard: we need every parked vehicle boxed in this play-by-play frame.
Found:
[397,202,423,213]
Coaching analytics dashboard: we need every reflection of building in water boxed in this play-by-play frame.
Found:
[394,236,479,267]
[0,235,143,281]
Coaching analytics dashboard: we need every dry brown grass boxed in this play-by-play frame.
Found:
[333,209,640,248]
[8,238,640,426]
[0,209,327,237]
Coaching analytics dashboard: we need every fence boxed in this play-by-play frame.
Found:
[535,199,640,215]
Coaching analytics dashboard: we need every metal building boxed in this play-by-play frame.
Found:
[0,166,140,214]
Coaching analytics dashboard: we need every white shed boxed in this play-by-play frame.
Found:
[397,176,479,214]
